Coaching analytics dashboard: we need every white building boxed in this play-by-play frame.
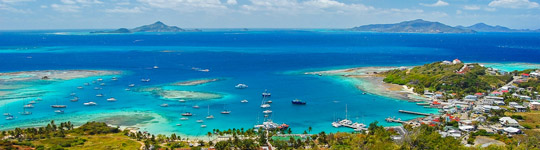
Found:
[499,117,519,127]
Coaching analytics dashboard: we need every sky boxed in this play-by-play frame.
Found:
[0,0,540,30]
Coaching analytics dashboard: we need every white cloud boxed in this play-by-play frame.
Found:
[50,3,80,12]
[105,7,144,13]
[488,0,539,9]
[0,3,30,13]
[463,5,481,10]
[0,0,33,4]
[241,0,374,15]
[226,0,237,5]
[420,0,449,7]
[138,0,226,12]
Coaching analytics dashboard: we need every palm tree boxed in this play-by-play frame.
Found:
[308,126,312,133]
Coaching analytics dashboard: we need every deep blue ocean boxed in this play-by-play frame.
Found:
[1,30,539,137]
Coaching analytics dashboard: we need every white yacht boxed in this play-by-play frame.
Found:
[96,94,104,97]
[180,117,189,121]
[160,104,169,107]
[206,105,214,119]
[141,79,150,82]
[235,84,248,89]
[70,93,76,96]
[178,99,186,102]
[111,77,118,81]
[23,104,34,108]
[192,105,200,109]
[5,115,14,120]
[201,125,207,128]
[28,101,36,104]
[196,120,204,123]
[54,110,64,114]
[97,78,103,81]
[3,113,11,116]
[128,84,135,87]
[94,87,102,90]
[125,88,131,91]
[260,104,270,108]
[153,66,159,69]
[263,110,272,114]
[77,86,83,89]
[70,97,79,102]
[107,97,117,102]
[84,102,97,106]
[241,99,248,103]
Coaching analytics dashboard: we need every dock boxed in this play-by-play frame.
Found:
[398,110,432,116]
[340,124,367,131]
[385,117,406,123]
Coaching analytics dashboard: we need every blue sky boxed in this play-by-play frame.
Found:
[1,0,539,29]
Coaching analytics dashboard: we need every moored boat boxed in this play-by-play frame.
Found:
[84,102,97,106]
[107,97,117,102]
[241,99,248,103]
[291,99,306,105]
[181,112,193,116]
[51,105,67,108]
[235,84,248,89]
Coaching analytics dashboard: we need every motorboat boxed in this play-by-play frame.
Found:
[178,99,186,102]
[84,102,97,106]
[77,86,83,89]
[28,101,36,104]
[181,112,193,116]
[206,115,214,119]
[260,104,270,108]
[235,84,248,89]
[5,115,14,120]
[160,104,169,107]
[107,97,117,102]
[201,125,207,128]
[70,93,76,96]
[128,84,135,87]
[192,105,200,109]
[96,94,104,97]
[153,66,159,69]
[70,97,79,102]
[180,117,189,120]
[54,110,64,114]
[94,87,102,90]
[241,99,248,103]
[100,83,106,86]
[263,110,272,114]
[51,105,67,108]
[176,124,182,126]
[23,104,34,108]
[291,99,306,105]
[111,77,118,81]
[267,100,272,103]
[196,120,204,123]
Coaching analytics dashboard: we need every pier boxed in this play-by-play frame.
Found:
[385,117,406,123]
[398,110,432,116]
[341,124,367,131]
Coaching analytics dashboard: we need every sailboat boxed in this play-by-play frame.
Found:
[107,97,117,102]
[206,105,214,119]
[220,104,231,114]
[54,109,64,114]
[20,101,32,115]
[260,96,270,108]
[51,99,67,108]
[3,102,11,116]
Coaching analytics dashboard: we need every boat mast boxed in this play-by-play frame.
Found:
[345,104,348,120]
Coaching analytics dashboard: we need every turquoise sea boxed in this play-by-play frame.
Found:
[1,30,540,137]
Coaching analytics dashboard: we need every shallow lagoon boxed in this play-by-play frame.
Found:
[1,30,539,137]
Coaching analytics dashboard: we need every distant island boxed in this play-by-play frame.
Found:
[350,19,475,33]
[351,19,540,33]
[91,21,200,33]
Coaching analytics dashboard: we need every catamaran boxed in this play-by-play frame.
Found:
[262,89,271,97]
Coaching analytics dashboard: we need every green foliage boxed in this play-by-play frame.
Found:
[72,121,120,135]
[382,62,512,96]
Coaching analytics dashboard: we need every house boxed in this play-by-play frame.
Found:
[494,100,505,105]
[529,102,540,110]
[475,93,484,97]
[483,99,494,105]
[459,125,475,132]
[490,91,502,96]
[503,127,522,135]
[441,126,461,138]
[522,73,530,78]
[453,59,462,64]
[509,102,520,108]
[499,117,519,127]
[531,72,539,78]
[514,105,527,112]
[441,60,452,65]
[520,95,532,101]
[464,95,478,101]
[474,116,486,122]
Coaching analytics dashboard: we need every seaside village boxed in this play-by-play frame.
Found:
[385,59,540,146]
